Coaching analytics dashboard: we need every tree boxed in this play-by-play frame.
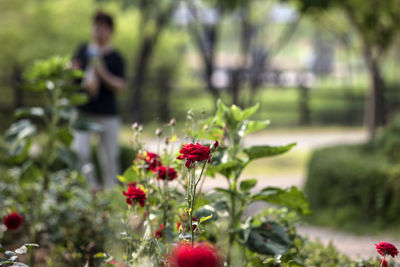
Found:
[284,0,400,138]
[127,0,179,122]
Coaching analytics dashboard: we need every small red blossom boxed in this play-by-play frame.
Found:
[3,212,23,231]
[177,222,182,231]
[177,143,212,168]
[154,224,165,239]
[154,166,178,181]
[139,152,161,171]
[212,140,219,150]
[168,242,222,267]
[375,242,399,258]
[109,259,126,267]
[123,185,147,207]
[380,259,389,267]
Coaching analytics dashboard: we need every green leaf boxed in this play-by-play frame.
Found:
[241,221,290,256]
[8,140,31,164]
[94,252,107,259]
[57,147,78,169]
[240,178,258,192]
[23,244,39,249]
[287,260,306,267]
[69,93,89,106]
[199,215,213,224]
[195,207,219,222]
[232,103,260,122]
[14,107,45,119]
[121,166,138,183]
[56,127,73,146]
[252,187,310,215]
[0,259,14,264]
[207,160,244,178]
[244,120,270,135]
[214,187,239,197]
[20,162,42,184]
[243,143,296,161]
[5,120,37,143]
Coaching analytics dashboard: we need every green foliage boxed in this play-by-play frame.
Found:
[299,239,379,267]
[0,243,39,267]
[1,56,113,266]
[305,136,400,228]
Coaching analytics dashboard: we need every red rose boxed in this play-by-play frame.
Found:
[177,143,211,168]
[123,185,147,207]
[168,242,222,267]
[139,152,161,171]
[192,217,198,231]
[109,259,126,267]
[3,212,23,231]
[380,259,389,267]
[154,166,177,181]
[375,242,399,257]
[154,224,165,239]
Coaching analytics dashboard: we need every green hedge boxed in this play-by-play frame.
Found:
[305,142,400,227]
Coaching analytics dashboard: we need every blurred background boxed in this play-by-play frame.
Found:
[2,0,400,130]
[2,0,400,262]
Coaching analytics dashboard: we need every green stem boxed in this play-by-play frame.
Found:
[42,88,60,192]
[163,179,168,229]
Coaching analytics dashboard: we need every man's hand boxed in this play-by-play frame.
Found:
[94,60,125,92]
[82,68,99,96]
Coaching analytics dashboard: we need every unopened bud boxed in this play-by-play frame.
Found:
[165,137,169,145]
[155,128,163,137]
[132,122,139,130]
[138,125,143,132]
[169,118,176,126]
[212,140,219,150]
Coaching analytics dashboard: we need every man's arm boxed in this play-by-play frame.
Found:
[94,63,126,92]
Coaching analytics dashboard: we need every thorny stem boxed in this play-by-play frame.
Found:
[189,161,207,245]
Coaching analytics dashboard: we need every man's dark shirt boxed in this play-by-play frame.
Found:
[74,43,125,115]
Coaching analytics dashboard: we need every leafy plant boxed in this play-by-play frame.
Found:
[1,56,112,266]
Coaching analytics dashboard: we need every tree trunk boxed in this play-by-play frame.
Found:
[298,85,311,125]
[130,37,156,122]
[12,65,23,110]
[129,2,177,122]
[156,67,172,122]
[363,47,386,139]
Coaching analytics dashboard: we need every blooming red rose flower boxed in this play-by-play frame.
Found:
[380,258,389,267]
[168,242,222,267]
[154,224,165,239]
[123,185,147,207]
[177,143,212,168]
[375,242,399,258]
[139,152,161,171]
[154,166,178,181]
[3,212,23,231]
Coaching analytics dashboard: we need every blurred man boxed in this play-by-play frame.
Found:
[72,11,125,189]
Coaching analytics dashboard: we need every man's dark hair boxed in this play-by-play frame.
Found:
[93,11,114,31]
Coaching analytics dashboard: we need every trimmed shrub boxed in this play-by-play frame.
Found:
[305,143,400,226]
